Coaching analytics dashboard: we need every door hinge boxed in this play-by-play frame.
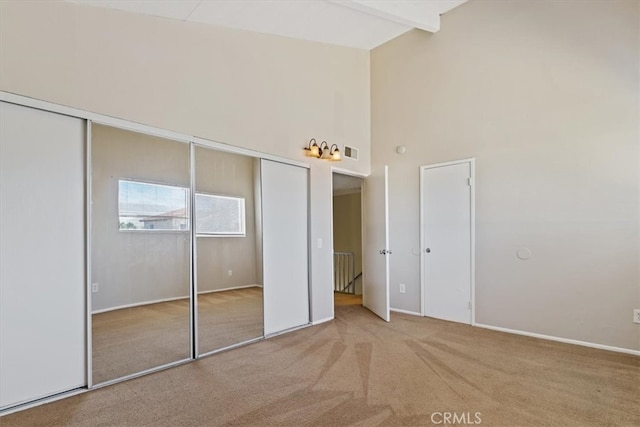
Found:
[467,177,473,187]
[468,301,472,309]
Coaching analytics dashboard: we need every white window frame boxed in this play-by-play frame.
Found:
[118,179,190,232]
[195,193,246,237]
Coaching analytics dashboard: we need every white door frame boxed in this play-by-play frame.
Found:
[420,158,476,325]
[330,167,366,300]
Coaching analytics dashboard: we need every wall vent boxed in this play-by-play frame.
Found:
[344,146,358,160]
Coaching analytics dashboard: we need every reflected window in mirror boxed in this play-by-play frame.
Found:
[196,193,245,236]
[118,180,190,231]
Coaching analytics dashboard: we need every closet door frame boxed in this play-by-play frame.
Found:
[0,101,87,410]
[0,91,310,411]
[87,121,194,388]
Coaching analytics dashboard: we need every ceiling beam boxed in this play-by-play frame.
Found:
[330,0,443,33]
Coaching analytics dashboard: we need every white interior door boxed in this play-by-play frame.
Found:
[261,160,309,335]
[0,102,86,408]
[363,165,390,321]
[421,160,473,324]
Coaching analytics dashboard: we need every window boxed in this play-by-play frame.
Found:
[118,180,190,231]
[196,193,245,236]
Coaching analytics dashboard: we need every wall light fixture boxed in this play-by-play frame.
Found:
[303,138,341,161]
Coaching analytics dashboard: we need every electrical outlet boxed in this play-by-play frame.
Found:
[399,284,405,294]
[92,283,99,293]
[633,309,640,324]
[228,270,233,277]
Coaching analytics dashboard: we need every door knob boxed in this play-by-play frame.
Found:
[425,248,431,253]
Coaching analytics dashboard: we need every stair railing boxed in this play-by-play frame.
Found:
[334,252,356,294]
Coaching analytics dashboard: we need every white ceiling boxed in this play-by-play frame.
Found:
[66,0,468,50]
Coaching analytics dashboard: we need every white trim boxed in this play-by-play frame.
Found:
[330,166,367,310]
[92,285,262,314]
[198,285,262,294]
[0,92,190,143]
[91,295,189,314]
[474,323,640,356]
[85,120,93,389]
[260,160,267,336]
[312,316,334,325]
[419,158,476,325]
[419,166,425,317]
[331,167,368,179]
[117,229,190,234]
[420,157,476,170]
[189,142,197,359]
[307,165,313,326]
[0,91,308,169]
[195,192,246,236]
[469,159,476,325]
[390,308,421,316]
[0,388,87,416]
[197,336,263,359]
[383,165,390,322]
[328,170,337,321]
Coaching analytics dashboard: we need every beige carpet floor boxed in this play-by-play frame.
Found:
[93,287,263,384]
[5,302,639,426]
[198,287,263,354]
[92,299,191,384]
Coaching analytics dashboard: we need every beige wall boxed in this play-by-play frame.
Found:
[92,124,191,311]
[372,0,640,350]
[92,128,261,310]
[0,0,370,322]
[333,192,363,294]
[195,146,259,292]
[5,0,636,349]
[0,0,370,175]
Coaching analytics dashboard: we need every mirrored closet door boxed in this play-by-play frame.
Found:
[91,124,192,384]
[194,145,264,355]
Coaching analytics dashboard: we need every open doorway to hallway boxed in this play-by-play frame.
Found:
[332,172,364,308]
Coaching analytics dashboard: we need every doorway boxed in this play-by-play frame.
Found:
[332,172,364,308]
[420,159,475,324]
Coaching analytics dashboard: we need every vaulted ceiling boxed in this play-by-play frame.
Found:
[66,0,468,49]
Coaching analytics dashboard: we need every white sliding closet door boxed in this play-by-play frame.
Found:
[0,102,86,408]
[261,160,309,335]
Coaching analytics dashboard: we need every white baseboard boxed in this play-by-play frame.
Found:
[0,388,88,416]
[474,323,640,356]
[92,285,262,314]
[312,316,334,325]
[391,308,422,316]
[92,295,188,314]
[198,284,262,294]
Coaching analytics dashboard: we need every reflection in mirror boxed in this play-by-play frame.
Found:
[195,146,264,355]
[91,124,191,384]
